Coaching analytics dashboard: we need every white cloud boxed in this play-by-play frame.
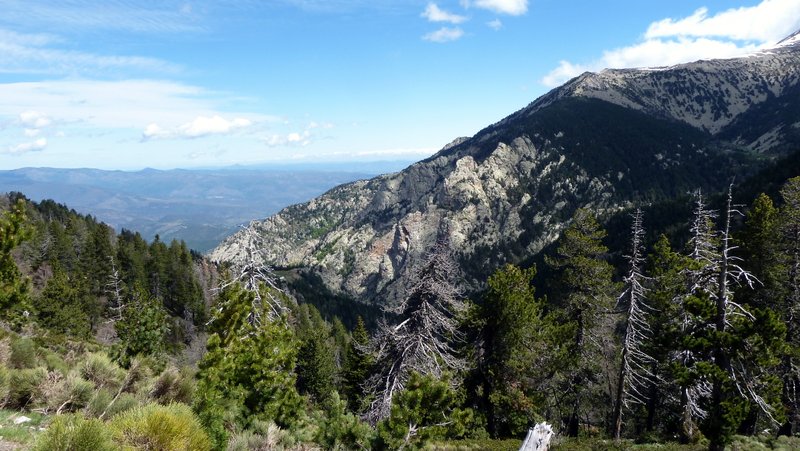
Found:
[23,128,41,137]
[143,115,253,140]
[6,138,47,155]
[19,111,52,128]
[461,0,527,16]
[646,1,800,42]
[423,27,465,43]
[487,19,503,30]
[540,0,800,87]
[0,79,274,131]
[264,130,311,147]
[422,3,467,24]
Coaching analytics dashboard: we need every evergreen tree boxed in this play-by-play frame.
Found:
[342,316,374,412]
[296,325,337,405]
[33,269,93,338]
[778,177,800,435]
[114,283,169,362]
[546,208,619,436]
[0,198,31,327]
[194,282,302,448]
[481,263,550,437]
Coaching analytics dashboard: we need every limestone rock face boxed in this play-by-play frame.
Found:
[210,35,800,305]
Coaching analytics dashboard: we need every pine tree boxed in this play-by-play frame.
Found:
[342,316,374,412]
[194,282,302,448]
[366,234,466,424]
[0,198,31,327]
[296,323,336,405]
[114,283,169,362]
[546,208,619,436]
[481,263,549,437]
[778,177,800,435]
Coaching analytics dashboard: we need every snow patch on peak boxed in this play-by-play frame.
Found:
[776,29,800,48]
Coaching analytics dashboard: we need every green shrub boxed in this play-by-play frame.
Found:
[149,366,195,405]
[109,402,211,451]
[43,350,69,374]
[80,353,124,390]
[7,367,46,408]
[10,337,38,369]
[32,414,115,451]
[85,388,113,418]
[49,373,94,413]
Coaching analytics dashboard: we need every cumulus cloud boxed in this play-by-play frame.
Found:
[19,111,52,128]
[423,27,465,43]
[540,0,800,87]
[143,115,253,140]
[422,3,467,24]
[461,0,527,16]
[645,0,800,42]
[264,130,312,147]
[6,138,47,155]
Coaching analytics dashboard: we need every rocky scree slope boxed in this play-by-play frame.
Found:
[210,35,800,306]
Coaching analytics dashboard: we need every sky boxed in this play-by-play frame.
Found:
[0,0,799,170]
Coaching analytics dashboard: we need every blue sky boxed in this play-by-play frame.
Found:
[0,0,799,170]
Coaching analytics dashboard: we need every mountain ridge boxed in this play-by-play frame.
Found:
[210,37,800,306]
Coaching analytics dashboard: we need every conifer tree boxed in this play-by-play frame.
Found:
[0,198,31,326]
[342,316,374,412]
[366,234,466,424]
[114,283,169,362]
[778,177,800,435]
[481,263,549,437]
[546,208,619,436]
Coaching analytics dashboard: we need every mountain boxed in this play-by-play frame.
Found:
[210,34,800,305]
[0,166,398,252]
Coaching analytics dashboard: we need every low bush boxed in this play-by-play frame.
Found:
[32,414,115,451]
[80,353,124,390]
[10,337,38,369]
[7,367,47,408]
[109,402,211,450]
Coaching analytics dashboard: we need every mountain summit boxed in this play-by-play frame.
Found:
[210,42,800,305]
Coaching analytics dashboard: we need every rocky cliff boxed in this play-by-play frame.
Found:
[210,35,800,306]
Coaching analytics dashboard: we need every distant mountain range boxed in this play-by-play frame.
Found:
[211,32,800,305]
[0,162,416,252]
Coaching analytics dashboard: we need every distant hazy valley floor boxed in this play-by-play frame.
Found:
[0,162,414,253]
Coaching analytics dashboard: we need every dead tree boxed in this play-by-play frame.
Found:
[365,235,467,424]
[613,208,656,439]
[105,256,125,321]
[218,223,285,325]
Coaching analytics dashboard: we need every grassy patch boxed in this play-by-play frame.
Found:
[0,409,48,445]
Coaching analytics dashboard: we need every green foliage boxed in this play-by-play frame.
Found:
[342,316,374,412]
[6,367,46,409]
[109,402,211,451]
[376,373,467,450]
[313,391,374,450]
[194,283,303,449]
[33,414,115,451]
[546,209,620,436]
[33,270,94,338]
[10,337,38,369]
[80,352,125,391]
[481,263,550,437]
[0,198,31,328]
[114,283,169,363]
